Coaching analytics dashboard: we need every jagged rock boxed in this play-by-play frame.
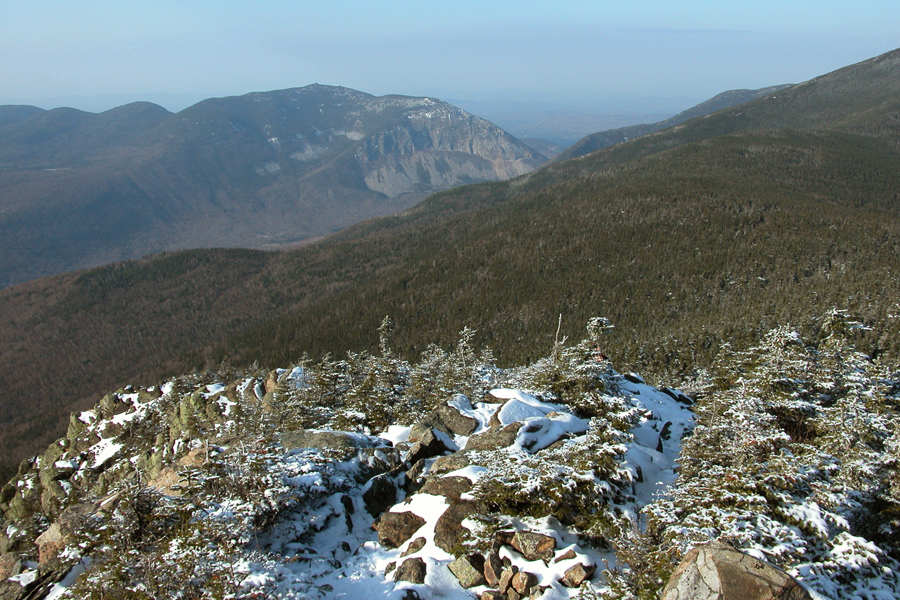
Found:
[464,422,524,451]
[35,523,66,567]
[430,452,471,476]
[511,531,556,561]
[0,554,21,580]
[406,429,453,465]
[481,591,505,600]
[484,551,504,587]
[177,447,207,468]
[624,373,645,384]
[493,530,516,550]
[419,475,472,500]
[404,459,427,493]
[498,565,519,593]
[363,473,399,517]
[433,500,477,554]
[375,511,426,548]
[554,549,577,563]
[449,553,486,588]
[394,557,427,584]
[511,571,538,595]
[560,562,596,587]
[385,561,397,576]
[410,397,478,441]
[507,589,521,600]
[401,537,426,557]
[661,540,813,600]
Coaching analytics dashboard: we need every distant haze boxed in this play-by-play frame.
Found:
[2,1,897,134]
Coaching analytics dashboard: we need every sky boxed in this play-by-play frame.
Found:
[2,1,898,118]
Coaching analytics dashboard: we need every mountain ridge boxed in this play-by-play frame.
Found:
[1,47,900,485]
[0,85,545,288]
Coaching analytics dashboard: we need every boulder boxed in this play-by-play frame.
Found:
[363,473,399,517]
[430,453,471,476]
[394,557,427,584]
[511,531,556,561]
[464,422,524,451]
[406,429,453,465]
[35,523,66,567]
[498,566,519,594]
[419,476,472,500]
[481,592,505,600]
[449,554,487,588]
[375,511,426,549]
[511,571,538,595]
[410,397,478,441]
[661,540,813,600]
[280,430,387,453]
[560,562,596,587]
[434,500,478,554]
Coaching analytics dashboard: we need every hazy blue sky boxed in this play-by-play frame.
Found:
[2,0,898,114]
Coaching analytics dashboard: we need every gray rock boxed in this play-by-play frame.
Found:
[394,557,427,584]
[375,511,426,549]
[661,540,812,600]
[449,554,487,588]
[464,422,524,451]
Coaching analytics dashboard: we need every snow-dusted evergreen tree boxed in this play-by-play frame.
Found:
[643,311,900,600]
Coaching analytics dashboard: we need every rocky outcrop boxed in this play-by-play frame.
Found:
[374,511,427,549]
[661,540,813,600]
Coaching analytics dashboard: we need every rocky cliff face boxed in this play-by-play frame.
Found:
[0,86,546,288]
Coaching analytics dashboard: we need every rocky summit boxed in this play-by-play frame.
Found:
[1,314,899,599]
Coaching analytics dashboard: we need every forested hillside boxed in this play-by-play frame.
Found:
[0,48,899,484]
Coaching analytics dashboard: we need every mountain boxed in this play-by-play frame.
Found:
[553,84,793,162]
[1,314,897,599]
[0,85,545,288]
[1,48,900,483]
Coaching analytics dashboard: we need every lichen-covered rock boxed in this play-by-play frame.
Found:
[433,500,477,554]
[375,511,426,548]
[394,557,427,584]
[560,562,596,587]
[419,475,472,500]
[511,531,556,561]
[449,553,487,588]
[430,452,471,476]
[661,540,812,600]
[464,422,524,451]
[511,571,538,594]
